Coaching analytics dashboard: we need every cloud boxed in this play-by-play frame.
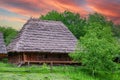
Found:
[0,16,25,30]
[87,0,120,23]
[0,8,28,30]
[0,0,42,17]
[51,0,88,15]
[0,0,89,29]
[0,0,89,17]
[0,0,120,30]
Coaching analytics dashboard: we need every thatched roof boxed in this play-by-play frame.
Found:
[0,33,7,54]
[7,18,77,53]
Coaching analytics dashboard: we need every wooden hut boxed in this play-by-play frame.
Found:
[7,18,77,65]
[0,32,7,58]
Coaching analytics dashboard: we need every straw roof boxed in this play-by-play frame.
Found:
[0,32,7,54]
[7,18,77,53]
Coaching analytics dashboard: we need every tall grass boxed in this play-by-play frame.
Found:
[0,62,119,80]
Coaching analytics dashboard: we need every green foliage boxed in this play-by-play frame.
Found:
[112,24,120,37]
[87,13,120,38]
[40,10,62,21]
[1,58,8,63]
[40,10,86,38]
[87,13,108,24]
[0,26,18,45]
[70,13,120,75]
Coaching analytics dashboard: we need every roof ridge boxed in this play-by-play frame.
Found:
[28,18,62,23]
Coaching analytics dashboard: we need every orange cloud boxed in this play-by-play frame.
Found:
[0,15,25,30]
[87,0,120,23]
[42,0,88,16]
[0,0,120,29]
[0,0,89,17]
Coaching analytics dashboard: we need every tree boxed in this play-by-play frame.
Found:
[112,24,120,38]
[87,13,120,38]
[70,13,120,76]
[40,10,86,39]
[0,26,18,45]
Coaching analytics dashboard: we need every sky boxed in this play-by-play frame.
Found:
[0,0,120,30]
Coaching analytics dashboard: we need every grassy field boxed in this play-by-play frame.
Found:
[0,62,120,80]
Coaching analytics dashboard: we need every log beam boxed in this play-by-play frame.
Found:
[24,61,78,64]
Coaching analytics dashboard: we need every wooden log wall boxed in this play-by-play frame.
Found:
[0,54,7,58]
[25,52,71,62]
[8,52,73,64]
[8,53,23,64]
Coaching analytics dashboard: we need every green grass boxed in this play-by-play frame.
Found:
[0,62,119,80]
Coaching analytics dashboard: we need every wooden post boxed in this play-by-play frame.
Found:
[27,62,30,66]
[23,53,27,62]
[18,54,21,63]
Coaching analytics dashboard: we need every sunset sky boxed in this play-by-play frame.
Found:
[0,0,120,30]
